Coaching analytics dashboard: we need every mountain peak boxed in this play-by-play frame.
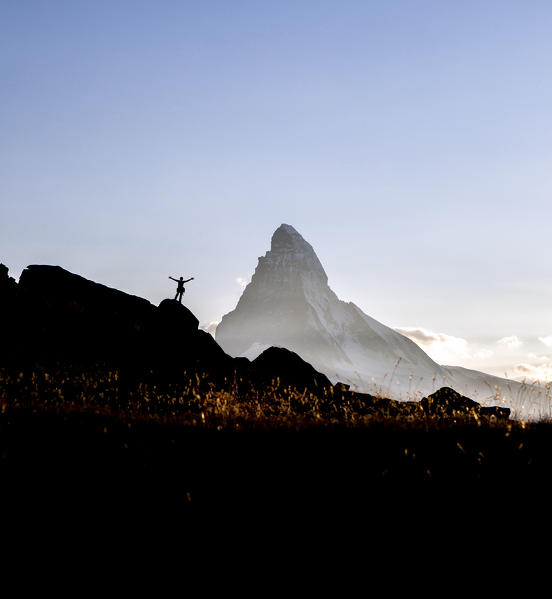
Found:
[216,222,443,395]
[215,225,538,418]
[271,224,306,252]
[265,224,328,283]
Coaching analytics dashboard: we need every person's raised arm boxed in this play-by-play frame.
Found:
[183,277,194,283]
[168,276,178,282]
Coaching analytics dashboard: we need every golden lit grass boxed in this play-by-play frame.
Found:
[0,364,538,433]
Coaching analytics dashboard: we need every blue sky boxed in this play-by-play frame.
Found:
[2,1,552,380]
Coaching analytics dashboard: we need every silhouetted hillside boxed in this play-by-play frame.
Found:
[0,263,353,396]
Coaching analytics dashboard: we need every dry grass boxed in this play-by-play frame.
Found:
[0,364,530,432]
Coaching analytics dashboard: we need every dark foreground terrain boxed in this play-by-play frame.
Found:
[1,367,551,579]
[1,367,550,520]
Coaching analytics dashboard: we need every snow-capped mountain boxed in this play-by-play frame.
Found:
[216,224,549,420]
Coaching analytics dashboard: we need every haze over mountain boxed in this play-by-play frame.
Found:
[216,224,550,420]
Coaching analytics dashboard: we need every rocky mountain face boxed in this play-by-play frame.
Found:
[217,224,449,394]
[216,225,548,419]
[217,224,355,369]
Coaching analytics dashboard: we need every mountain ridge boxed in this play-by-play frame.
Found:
[216,224,549,420]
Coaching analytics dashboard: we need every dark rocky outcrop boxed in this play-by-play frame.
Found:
[0,264,18,314]
[0,263,17,292]
[420,387,510,420]
[479,405,511,420]
[0,263,330,393]
[149,298,234,383]
[249,346,333,393]
[157,298,199,331]
[0,265,235,382]
[15,264,157,366]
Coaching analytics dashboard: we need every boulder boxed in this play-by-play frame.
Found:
[334,382,350,392]
[157,298,199,333]
[250,346,333,392]
[479,405,512,420]
[420,387,510,420]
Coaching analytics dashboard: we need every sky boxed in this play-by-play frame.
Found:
[2,1,552,381]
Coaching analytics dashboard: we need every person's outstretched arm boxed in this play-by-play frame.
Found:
[183,277,194,283]
[168,276,178,282]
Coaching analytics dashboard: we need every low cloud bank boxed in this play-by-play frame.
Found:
[397,327,552,383]
[394,327,480,364]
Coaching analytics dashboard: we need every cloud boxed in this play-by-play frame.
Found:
[513,362,552,382]
[538,336,552,348]
[200,321,219,339]
[497,335,522,350]
[395,326,496,366]
[394,327,471,363]
[236,277,249,290]
[527,353,549,364]
[395,327,441,346]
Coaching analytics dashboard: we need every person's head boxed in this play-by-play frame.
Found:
[180,276,183,281]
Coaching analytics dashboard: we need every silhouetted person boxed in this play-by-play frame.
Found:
[169,275,194,303]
